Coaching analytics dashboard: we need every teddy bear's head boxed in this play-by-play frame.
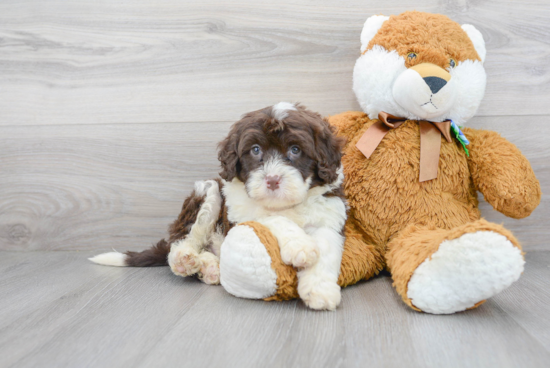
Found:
[353,11,486,125]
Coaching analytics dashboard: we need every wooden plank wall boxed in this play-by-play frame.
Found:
[1,0,548,251]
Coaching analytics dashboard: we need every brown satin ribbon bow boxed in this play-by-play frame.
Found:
[355,112,453,182]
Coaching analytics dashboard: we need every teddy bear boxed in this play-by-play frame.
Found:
[218,11,541,314]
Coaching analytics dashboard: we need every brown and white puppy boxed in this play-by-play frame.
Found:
[90,102,347,310]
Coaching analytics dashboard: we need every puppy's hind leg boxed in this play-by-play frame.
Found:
[169,180,223,277]
[194,226,225,284]
[196,251,221,285]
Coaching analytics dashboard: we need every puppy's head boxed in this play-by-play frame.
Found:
[218,102,344,210]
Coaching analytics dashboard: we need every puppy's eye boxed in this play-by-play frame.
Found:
[289,146,301,155]
[449,58,456,68]
[407,52,417,61]
[251,145,262,156]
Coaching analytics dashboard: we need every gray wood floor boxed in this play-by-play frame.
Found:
[0,250,549,368]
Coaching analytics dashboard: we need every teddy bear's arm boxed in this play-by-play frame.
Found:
[463,127,541,219]
[328,112,370,149]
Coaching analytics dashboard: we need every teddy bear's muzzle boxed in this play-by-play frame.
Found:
[392,62,457,121]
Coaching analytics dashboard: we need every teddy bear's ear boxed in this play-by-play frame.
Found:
[461,24,486,63]
[360,15,390,53]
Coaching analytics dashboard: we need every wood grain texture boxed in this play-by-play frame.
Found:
[0,115,548,251]
[0,250,549,368]
[0,0,549,126]
[0,121,230,251]
[0,252,209,368]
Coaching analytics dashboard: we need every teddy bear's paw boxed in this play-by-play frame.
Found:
[197,252,220,285]
[280,236,319,269]
[168,242,202,277]
[298,278,341,311]
[407,230,524,314]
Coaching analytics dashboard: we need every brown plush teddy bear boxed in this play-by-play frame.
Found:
[219,11,541,314]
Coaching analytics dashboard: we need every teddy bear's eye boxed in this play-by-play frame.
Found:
[407,52,417,61]
[449,58,456,68]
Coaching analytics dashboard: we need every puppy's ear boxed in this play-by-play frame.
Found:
[217,124,240,181]
[316,120,345,184]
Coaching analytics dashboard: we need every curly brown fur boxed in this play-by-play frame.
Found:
[125,239,171,267]
[217,104,345,188]
[167,191,206,244]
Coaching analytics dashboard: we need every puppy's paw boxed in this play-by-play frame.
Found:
[168,245,202,277]
[298,279,341,311]
[197,252,220,285]
[280,236,319,268]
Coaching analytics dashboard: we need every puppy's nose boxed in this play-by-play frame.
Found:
[266,175,280,190]
[423,76,447,94]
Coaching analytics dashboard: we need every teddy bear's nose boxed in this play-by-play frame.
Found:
[424,76,447,94]
[409,63,451,95]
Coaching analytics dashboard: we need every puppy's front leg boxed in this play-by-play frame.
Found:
[297,227,344,311]
[259,216,319,268]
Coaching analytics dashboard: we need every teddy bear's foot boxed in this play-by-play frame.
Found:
[407,230,524,314]
[220,224,279,299]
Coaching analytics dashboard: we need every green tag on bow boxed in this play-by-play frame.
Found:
[450,120,470,157]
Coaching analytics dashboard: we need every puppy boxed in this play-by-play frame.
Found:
[90,102,347,310]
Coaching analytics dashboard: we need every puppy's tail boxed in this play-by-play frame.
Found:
[88,239,170,267]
